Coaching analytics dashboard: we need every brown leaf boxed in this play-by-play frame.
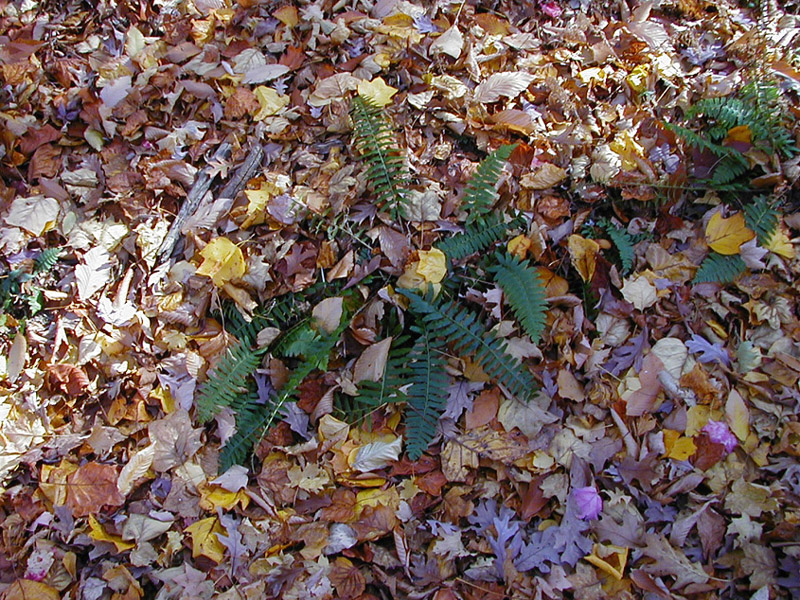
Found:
[148,409,203,472]
[48,363,90,397]
[329,557,366,599]
[66,462,125,517]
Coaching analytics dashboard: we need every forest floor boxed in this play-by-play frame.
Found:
[2,0,800,599]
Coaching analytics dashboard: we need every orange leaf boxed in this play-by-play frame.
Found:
[705,212,755,255]
[66,462,125,517]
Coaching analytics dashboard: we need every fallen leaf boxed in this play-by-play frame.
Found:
[2,580,60,600]
[417,248,447,283]
[353,337,393,383]
[430,26,464,59]
[568,235,600,283]
[4,195,59,235]
[725,389,750,442]
[349,436,403,472]
[66,462,125,517]
[185,517,226,563]
[253,86,289,119]
[473,72,535,103]
[621,275,658,311]
[196,237,246,287]
[705,211,755,255]
[312,296,344,334]
[357,77,398,107]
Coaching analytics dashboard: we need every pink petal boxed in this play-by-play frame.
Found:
[541,1,563,18]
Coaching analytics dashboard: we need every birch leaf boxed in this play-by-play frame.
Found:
[430,26,464,59]
[473,72,535,103]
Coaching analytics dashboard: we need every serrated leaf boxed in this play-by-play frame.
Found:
[473,72,535,103]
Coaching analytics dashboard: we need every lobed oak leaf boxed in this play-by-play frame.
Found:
[357,77,398,107]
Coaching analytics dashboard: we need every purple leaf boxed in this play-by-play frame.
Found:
[281,401,311,439]
[443,380,483,420]
[572,487,603,520]
[603,328,649,376]
[686,333,730,366]
[702,419,737,452]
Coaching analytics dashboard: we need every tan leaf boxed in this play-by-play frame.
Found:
[473,72,534,104]
[117,444,155,496]
[568,235,600,283]
[430,26,464,59]
[353,337,393,383]
[521,163,567,190]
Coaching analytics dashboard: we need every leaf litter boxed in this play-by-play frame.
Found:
[1,0,800,598]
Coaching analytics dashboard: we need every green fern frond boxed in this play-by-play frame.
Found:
[350,96,409,216]
[273,320,320,358]
[665,122,735,158]
[694,252,746,284]
[219,319,347,470]
[404,324,449,460]
[400,288,536,400]
[709,156,750,185]
[34,248,61,274]
[598,219,636,274]
[462,144,517,226]
[490,253,547,344]
[744,196,779,245]
[196,340,263,423]
[437,214,522,262]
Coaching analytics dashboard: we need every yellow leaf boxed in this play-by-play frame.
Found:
[242,188,270,229]
[253,86,289,120]
[87,514,135,552]
[567,235,600,283]
[705,212,755,255]
[416,248,447,283]
[185,517,226,563]
[196,238,246,287]
[626,64,650,93]
[724,124,751,145]
[584,543,629,580]
[726,389,750,442]
[662,429,697,461]
[199,485,250,511]
[357,77,398,107]
[765,226,795,258]
[609,130,644,171]
[3,580,61,600]
[507,235,531,259]
[579,67,606,85]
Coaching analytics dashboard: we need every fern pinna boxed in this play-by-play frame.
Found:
[350,96,409,216]
[461,144,517,225]
[437,213,523,262]
[404,325,449,460]
[400,288,536,401]
[490,253,548,344]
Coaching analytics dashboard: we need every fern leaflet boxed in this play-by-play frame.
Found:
[694,253,746,284]
[437,214,522,262]
[404,324,449,460]
[195,340,263,423]
[490,253,548,344]
[598,219,636,274]
[356,338,413,410]
[34,248,61,274]
[463,144,517,226]
[743,196,779,245]
[400,288,536,400]
[350,96,409,216]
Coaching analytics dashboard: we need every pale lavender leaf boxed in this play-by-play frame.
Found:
[686,333,730,366]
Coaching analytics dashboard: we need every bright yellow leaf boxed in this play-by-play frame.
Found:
[726,389,750,442]
[196,238,246,287]
[626,64,650,94]
[507,235,531,259]
[3,580,60,600]
[185,516,226,563]
[87,514,135,552]
[663,429,697,461]
[416,248,447,283]
[705,212,755,255]
[765,226,795,258]
[567,235,600,283]
[253,86,289,120]
[273,5,298,27]
[609,130,644,171]
[357,77,398,107]
[199,485,250,511]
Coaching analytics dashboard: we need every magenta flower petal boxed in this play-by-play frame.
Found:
[540,1,563,18]
[573,486,603,520]
[703,420,738,453]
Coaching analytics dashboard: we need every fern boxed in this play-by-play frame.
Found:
[404,324,449,460]
[400,288,536,400]
[743,196,779,245]
[694,253,746,284]
[490,253,548,344]
[437,213,521,262]
[350,96,409,216]
[462,144,517,226]
[597,219,636,274]
[34,248,61,274]
[219,318,347,470]
[195,341,263,423]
